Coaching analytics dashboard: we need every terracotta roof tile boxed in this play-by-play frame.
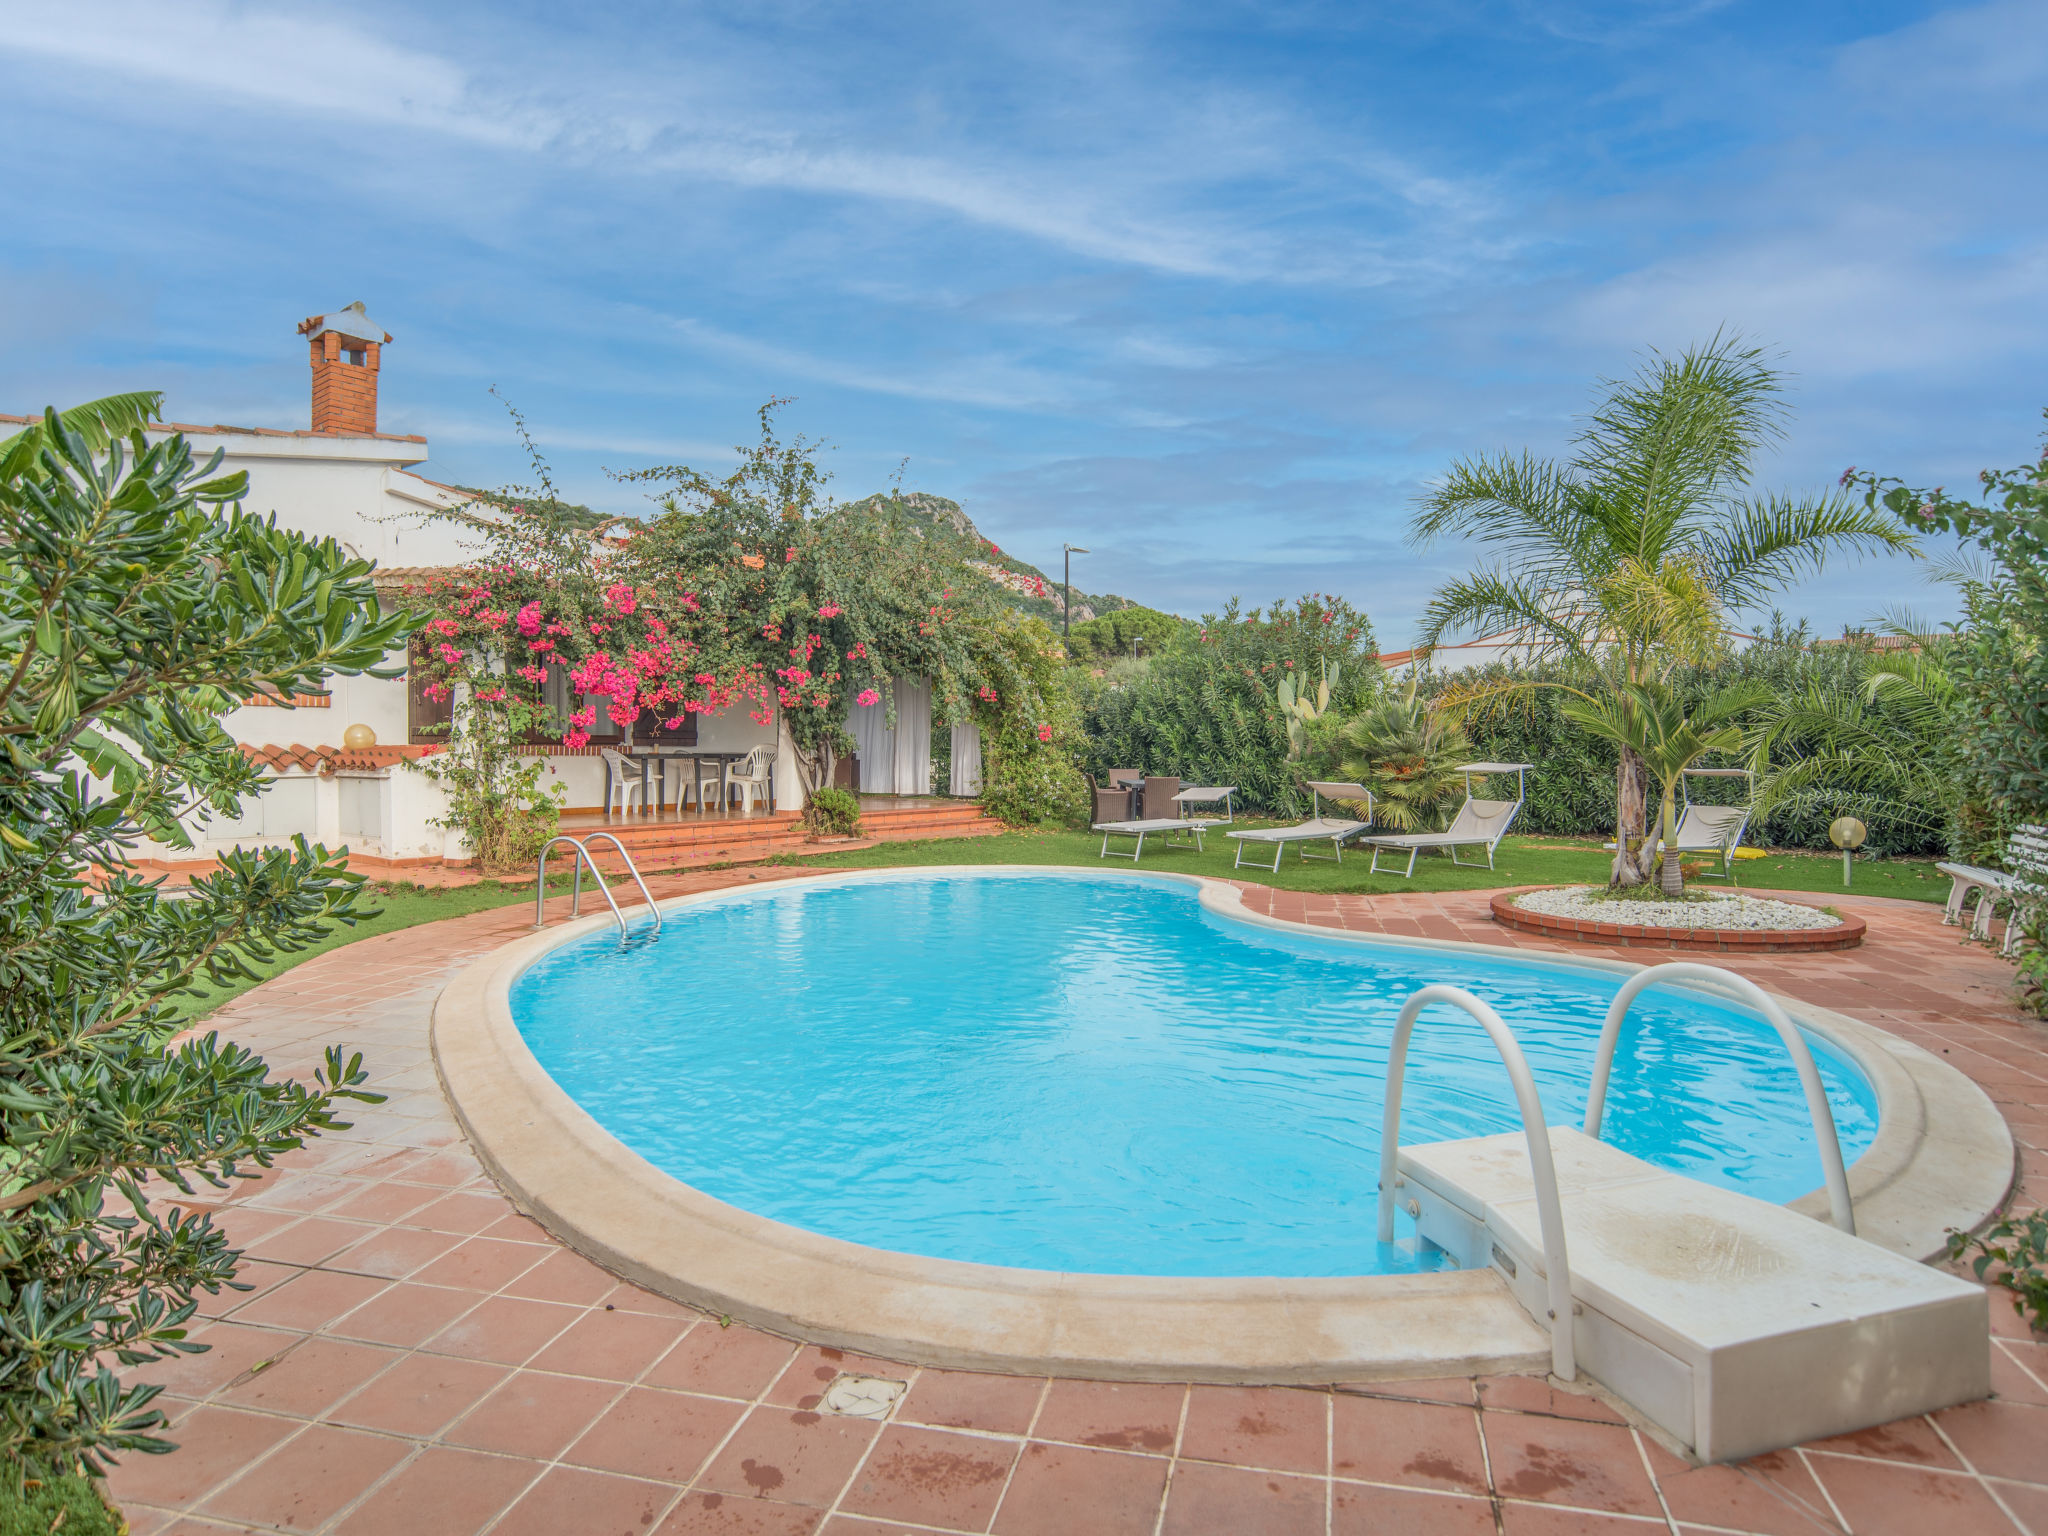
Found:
[241,742,435,775]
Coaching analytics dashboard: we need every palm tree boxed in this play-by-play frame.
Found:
[1325,677,1471,828]
[1409,334,1916,885]
[1749,639,1958,842]
[1562,681,1765,896]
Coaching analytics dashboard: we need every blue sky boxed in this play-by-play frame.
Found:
[2,0,2043,647]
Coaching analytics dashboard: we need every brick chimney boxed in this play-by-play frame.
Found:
[296,301,390,435]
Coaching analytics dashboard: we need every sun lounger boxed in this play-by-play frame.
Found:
[1092,817,1208,861]
[1362,763,1529,878]
[1225,782,1374,872]
[1605,768,1753,878]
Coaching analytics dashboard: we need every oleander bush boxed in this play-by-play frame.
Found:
[0,400,393,1482]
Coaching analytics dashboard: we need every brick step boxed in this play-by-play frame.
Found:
[570,810,1003,874]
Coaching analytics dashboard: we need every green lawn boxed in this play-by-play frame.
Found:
[779,826,1951,903]
[170,878,542,1022]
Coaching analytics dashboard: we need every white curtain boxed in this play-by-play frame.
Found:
[949,724,982,797]
[843,676,932,794]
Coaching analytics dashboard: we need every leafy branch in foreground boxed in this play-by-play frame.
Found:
[1,404,402,1480]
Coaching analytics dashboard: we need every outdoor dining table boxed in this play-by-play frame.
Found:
[603,747,756,817]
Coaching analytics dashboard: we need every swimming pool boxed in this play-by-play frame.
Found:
[508,870,1878,1279]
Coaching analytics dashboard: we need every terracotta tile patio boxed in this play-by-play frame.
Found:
[111,870,2048,1535]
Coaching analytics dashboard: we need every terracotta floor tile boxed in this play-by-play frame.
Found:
[242,1172,364,1214]
[329,1445,535,1536]
[1991,1342,2048,1408]
[405,1188,518,1234]
[1933,1398,2048,1483]
[1480,1414,1661,1517]
[1986,1478,2048,1530]
[199,1423,411,1532]
[699,1404,882,1507]
[1654,1450,1845,1536]
[1478,1375,1628,1423]
[409,1234,552,1291]
[323,1177,445,1225]
[898,1368,1044,1436]
[1032,1379,1183,1454]
[328,1222,464,1280]
[1331,1393,1486,1496]
[129,1321,297,1402]
[487,1464,678,1536]
[562,1385,748,1482]
[329,1351,508,1437]
[105,1406,298,1510]
[500,1245,622,1305]
[839,1423,1020,1527]
[1180,1385,1328,1476]
[481,1210,553,1244]
[215,1336,399,1418]
[666,1491,826,1534]
[1804,1456,2022,1535]
[1498,1505,1667,1533]
[1805,1415,1967,1469]
[530,1307,693,1381]
[225,1267,391,1333]
[1335,1377,1477,1407]
[768,1344,911,1409]
[424,1294,583,1365]
[1331,1482,1496,1534]
[647,1323,798,1399]
[991,1441,1169,1535]
[329,1279,481,1347]
[194,1258,297,1318]
[605,1282,702,1319]
[443,1369,623,1459]
[238,1215,378,1267]
[1159,1459,1326,1535]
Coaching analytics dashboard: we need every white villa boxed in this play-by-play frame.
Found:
[8,303,955,872]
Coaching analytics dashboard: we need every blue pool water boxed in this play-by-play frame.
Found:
[509,872,1878,1278]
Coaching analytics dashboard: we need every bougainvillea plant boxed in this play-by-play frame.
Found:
[406,401,1086,824]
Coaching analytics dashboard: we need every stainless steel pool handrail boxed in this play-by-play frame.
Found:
[579,832,662,935]
[1583,961,1854,1235]
[1378,984,1576,1381]
[533,835,660,936]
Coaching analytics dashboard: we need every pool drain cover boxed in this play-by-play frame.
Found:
[821,1374,906,1419]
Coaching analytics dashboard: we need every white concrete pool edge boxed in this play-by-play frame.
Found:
[430,865,2014,1385]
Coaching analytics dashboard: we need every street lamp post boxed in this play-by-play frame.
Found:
[1063,543,1089,638]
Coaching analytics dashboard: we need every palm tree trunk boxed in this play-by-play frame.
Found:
[1658,787,1684,898]
[1611,747,1649,887]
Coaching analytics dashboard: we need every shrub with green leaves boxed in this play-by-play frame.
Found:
[0,400,401,1479]
[1077,595,1379,816]
[1947,1210,2048,1335]
[803,785,862,837]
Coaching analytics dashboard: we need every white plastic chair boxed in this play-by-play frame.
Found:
[599,748,648,817]
[726,745,775,815]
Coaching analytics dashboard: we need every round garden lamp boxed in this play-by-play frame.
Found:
[1828,815,1866,887]
[342,723,377,750]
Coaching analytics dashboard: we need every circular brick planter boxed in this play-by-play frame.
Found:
[1490,886,1866,953]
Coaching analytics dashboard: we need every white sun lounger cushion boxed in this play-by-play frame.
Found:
[1227,818,1368,845]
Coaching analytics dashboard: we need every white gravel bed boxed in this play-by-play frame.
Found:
[1514,885,1842,931]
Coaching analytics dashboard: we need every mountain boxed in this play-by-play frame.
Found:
[841,491,1139,627]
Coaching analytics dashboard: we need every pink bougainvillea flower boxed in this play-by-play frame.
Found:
[603,581,638,615]
[1036,723,1053,742]
[515,664,547,684]
[786,546,798,562]
[475,685,507,703]
[515,601,544,637]
[436,643,465,665]
[817,603,842,618]
[856,687,880,707]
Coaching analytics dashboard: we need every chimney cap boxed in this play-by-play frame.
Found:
[298,301,391,345]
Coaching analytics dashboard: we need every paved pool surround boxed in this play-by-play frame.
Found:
[432,867,2013,1386]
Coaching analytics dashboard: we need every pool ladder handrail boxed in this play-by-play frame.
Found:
[1378,984,1576,1382]
[1583,961,1854,1235]
[533,834,663,936]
